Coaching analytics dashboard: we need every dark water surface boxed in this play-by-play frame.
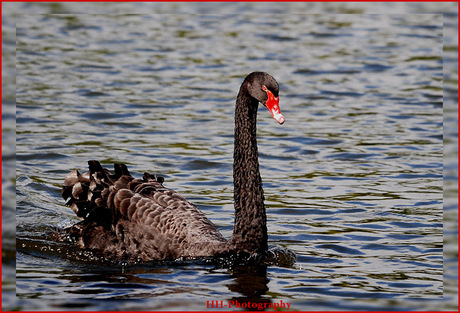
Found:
[7,7,454,311]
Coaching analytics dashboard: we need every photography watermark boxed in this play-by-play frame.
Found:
[207,300,291,310]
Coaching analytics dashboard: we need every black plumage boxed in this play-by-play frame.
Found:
[61,72,284,262]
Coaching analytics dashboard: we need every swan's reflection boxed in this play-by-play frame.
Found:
[227,264,271,311]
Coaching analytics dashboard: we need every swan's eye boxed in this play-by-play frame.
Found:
[262,85,278,97]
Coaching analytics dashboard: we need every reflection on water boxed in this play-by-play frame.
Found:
[10,9,451,311]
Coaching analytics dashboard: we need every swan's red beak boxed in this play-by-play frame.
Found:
[263,87,284,125]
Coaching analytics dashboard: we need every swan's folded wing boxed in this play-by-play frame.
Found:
[62,160,226,260]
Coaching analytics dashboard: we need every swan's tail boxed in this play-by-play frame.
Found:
[62,160,164,222]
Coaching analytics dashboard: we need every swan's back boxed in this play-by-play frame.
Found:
[62,160,227,261]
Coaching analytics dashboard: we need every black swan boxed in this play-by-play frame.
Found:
[61,72,284,262]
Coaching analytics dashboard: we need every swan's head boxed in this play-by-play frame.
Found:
[245,72,284,125]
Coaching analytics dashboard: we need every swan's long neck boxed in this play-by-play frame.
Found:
[229,87,268,254]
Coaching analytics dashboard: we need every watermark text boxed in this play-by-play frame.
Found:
[207,300,291,310]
